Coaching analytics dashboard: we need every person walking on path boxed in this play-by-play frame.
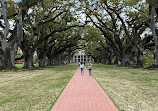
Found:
[88,62,92,76]
[80,61,84,74]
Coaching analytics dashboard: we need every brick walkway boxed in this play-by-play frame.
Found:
[51,68,119,111]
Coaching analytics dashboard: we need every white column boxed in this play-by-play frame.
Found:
[90,56,92,63]
[83,54,84,63]
[73,55,75,63]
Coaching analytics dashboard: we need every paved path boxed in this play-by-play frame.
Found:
[51,68,119,111]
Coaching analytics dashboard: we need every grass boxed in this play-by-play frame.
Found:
[0,64,78,111]
[92,64,158,111]
[15,64,24,68]
[15,64,39,68]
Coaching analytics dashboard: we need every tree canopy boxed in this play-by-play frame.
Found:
[0,0,158,69]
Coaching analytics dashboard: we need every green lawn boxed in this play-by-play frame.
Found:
[15,64,39,68]
[0,64,78,111]
[15,64,24,68]
[92,64,158,111]
[1,63,157,111]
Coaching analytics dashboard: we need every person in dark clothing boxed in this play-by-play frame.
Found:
[88,62,92,76]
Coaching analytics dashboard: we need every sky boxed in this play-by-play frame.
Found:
[12,0,21,2]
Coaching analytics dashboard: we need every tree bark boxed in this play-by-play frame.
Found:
[133,25,144,67]
[121,54,132,66]
[107,56,112,65]
[23,49,34,69]
[2,47,14,69]
[47,58,51,66]
[0,0,16,69]
[37,48,46,67]
[149,5,158,66]
[135,46,143,67]
[136,55,143,67]
[17,6,23,44]
[10,42,18,66]
[46,53,52,66]
[53,56,59,65]
[39,56,46,67]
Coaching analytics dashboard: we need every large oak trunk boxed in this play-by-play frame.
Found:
[121,54,132,66]
[23,49,34,69]
[46,53,52,66]
[0,0,17,69]
[135,48,143,67]
[136,56,143,67]
[107,56,112,65]
[1,47,15,69]
[0,36,17,70]
[149,5,158,66]
[39,57,46,67]
[53,56,59,65]
[37,49,46,67]
[3,48,14,69]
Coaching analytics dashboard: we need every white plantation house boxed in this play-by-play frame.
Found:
[71,50,94,63]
